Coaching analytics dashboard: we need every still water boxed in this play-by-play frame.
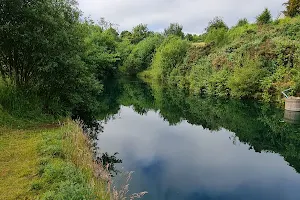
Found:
[96,79,300,200]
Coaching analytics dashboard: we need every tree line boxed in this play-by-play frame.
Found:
[0,0,299,120]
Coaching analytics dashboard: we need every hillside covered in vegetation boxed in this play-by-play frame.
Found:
[135,10,300,104]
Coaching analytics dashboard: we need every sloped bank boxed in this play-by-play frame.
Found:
[0,119,111,199]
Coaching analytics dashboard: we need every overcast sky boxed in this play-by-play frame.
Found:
[77,0,286,33]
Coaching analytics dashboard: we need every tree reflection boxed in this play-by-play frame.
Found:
[96,78,300,173]
[96,152,123,176]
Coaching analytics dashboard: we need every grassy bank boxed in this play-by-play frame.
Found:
[0,119,110,200]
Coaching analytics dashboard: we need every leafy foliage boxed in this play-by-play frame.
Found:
[83,23,120,80]
[147,36,189,80]
[0,0,122,117]
[164,23,184,38]
[205,17,229,32]
[228,63,266,98]
[256,8,272,24]
[131,24,152,44]
[1,0,300,121]
[120,35,162,76]
[204,28,229,46]
[283,0,300,17]
[140,14,300,103]
[236,18,249,27]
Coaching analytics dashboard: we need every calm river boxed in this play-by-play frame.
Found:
[96,79,300,200]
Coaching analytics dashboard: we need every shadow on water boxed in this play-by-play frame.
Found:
[92,78,300,174]
[96,152,123,177]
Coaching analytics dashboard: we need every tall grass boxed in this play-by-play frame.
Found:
[0,77,55,128]
[35,120,147,200]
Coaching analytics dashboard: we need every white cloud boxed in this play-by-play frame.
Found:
[97,106,300,198]
[77,0,286,33]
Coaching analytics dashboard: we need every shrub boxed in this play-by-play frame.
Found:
[236,18,249,27]
[168,65,188,89]
[150,36,189,80]
[204,28,229,46]
[227,24,257,42]
[188,59,212,94]
[256,8,272,25]
[206,69,230,98]
[260,66,294,102]
[117,39,134,65]
[228,63,266,98]
[120,35,162,76]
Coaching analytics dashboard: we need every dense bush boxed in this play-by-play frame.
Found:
[228,61,266,98]
[83,24,120,80]
[0,0,123,118]
[120,35,162,76]
[204,28,229,46]
[139,14,300,103]
[236,18,249,27]
[146,36,189,80]
[206,69,230,97]
[188,59,212,94]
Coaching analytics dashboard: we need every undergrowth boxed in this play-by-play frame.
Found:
[0,78,56,128]
[139,16,300,104]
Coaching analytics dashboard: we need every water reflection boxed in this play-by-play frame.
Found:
[95,152,122,176]
[95,79,300,200]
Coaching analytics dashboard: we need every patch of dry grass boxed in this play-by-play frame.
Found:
[191,42,207,47]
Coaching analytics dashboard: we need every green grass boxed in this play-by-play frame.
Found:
[0,120,110,200]
[0,128,43,199]
[0,78,57,129]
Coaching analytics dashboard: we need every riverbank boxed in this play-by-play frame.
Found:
[0,116,110,200]
[135,16,300,104]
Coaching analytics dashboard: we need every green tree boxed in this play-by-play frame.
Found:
[0,0,102,115]
[106,27,120,41]
[120,30,132,40]
[83,23,120,80]
[185,33,194,41]
[164,23,184,38]
[98,17,119,30]
[283,0,300,17]
[256,8,272,24]
[236,18,249,27]
[206,17,228,32]
[204,28,228,46]
[131,24,151,44]
[120,35,162,76]
[151,36,189,79]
